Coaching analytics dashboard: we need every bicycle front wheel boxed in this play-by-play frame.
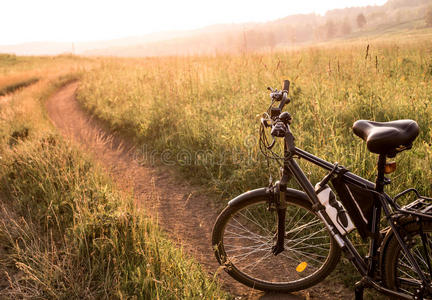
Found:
[212,194,341,292]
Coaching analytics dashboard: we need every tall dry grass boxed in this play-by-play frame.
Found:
[77,37,432,200]
[0,63,228,299]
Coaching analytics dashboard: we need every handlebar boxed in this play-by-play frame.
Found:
[260,79,296,156]
[266,80,292,138]
[279,80,290,110]
[283,79,290,92]
[268,80,290,111]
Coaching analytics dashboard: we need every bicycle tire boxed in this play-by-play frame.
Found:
[212,194,341,292]
[381,220,432,299]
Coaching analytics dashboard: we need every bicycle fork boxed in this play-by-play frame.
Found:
[271,168,289,256]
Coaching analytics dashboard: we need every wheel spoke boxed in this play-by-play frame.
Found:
[386,222,432,299]
[285,207,302,229]
[217,200,335,285]
[288,227,327,249]
[239,209,274,235]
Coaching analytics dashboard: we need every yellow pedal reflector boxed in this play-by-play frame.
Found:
[296,262,307,273]
[384,161,397,174]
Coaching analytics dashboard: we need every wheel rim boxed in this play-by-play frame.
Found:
[220,200,333,284]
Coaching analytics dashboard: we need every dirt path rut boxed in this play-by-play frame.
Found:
[46,82,351,300]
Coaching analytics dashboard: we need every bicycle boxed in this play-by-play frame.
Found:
[212,80,432,299]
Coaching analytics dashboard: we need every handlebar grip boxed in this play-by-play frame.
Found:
[283,80,290,92]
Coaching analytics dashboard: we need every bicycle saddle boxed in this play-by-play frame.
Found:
[352,119,419,156]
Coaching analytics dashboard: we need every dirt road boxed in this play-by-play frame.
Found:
[46,82,352,299]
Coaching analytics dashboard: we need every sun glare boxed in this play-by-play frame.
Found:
[1,0,387,45]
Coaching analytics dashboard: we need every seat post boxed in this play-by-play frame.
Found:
[365,154,387,278]
[376,154,387,193]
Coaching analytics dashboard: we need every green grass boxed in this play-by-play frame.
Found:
[2,32,430,297]
[75,37,432,296]
[0,137,227,299]
[77,37,432,202]
[0,77,39,96]
[0,70,228,299]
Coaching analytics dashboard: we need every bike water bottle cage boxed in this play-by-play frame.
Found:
[315,163,342,193]
[353,119,419,157]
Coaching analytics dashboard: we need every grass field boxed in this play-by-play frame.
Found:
[77,33,432,202]
[75,34,432,294]
[1,29,432,299]
[0,58,227,299]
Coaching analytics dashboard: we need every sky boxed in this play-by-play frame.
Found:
[1,0,388,45]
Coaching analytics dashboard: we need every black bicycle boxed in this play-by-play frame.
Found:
[212,80,432,299]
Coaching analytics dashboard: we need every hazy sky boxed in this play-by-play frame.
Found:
[1,0,387,45]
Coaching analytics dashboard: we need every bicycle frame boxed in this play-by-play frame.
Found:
[280,135,432,299]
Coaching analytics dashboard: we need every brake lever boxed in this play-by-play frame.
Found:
[260,117,271,128]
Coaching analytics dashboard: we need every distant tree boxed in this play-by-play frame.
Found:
[325,20,336,39]
[426,6,432,27]
[357,13,367,28]
[341,18,352,35]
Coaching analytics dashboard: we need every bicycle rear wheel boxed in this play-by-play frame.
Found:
[382,221,432,299]
[212,194,341,292]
